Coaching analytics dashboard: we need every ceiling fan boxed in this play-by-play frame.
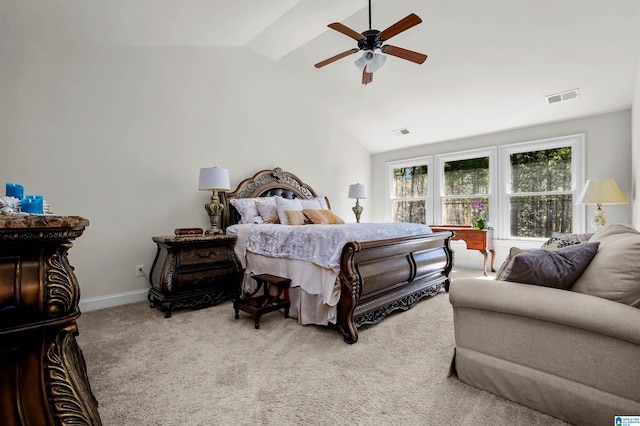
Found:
[314,0,428,85]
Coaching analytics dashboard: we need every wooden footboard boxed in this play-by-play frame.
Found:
[337,231,454,344]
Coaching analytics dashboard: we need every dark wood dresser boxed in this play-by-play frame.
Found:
[149,234,241,317]
[0,215,102,426]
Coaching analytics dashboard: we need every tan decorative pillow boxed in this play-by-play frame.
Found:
[254,198,279,224]
[275,197,303,225]
[302,209,344,225]
[285,210,311,225]
[571,224,640,307]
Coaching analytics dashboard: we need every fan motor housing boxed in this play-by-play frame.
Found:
[358,29,383,51]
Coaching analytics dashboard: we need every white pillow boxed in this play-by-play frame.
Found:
[254,197,279,223]
[229,198,262,224]
[275,197,303,225]
[299,197,329,210]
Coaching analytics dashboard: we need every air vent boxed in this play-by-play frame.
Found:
[546,88,579,105]
[392,128,410,136]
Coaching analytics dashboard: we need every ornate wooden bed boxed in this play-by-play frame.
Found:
[221,167,454,343]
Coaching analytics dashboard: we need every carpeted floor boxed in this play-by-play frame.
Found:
[76,268,570,426]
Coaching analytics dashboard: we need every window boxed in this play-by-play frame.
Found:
[436,149,495,226]
[386,157,432,224]
[386,134,585,239]
[499,134,585,239]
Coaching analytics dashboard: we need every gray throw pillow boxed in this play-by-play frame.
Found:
[495,247,527,280]
[501,242,600,289]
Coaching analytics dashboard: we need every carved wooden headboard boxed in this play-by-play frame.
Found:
[220,167,330,229]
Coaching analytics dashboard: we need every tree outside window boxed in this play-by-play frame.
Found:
[391,165,428,224]
[442,157,489,226]
[509,147,573,237]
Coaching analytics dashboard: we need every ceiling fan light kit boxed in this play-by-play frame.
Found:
[315,0,427,85]
[354,50,386,73]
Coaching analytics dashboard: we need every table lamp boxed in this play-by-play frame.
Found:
[348,183,367,223]
[576,178,628,230]
[198,167,231,234]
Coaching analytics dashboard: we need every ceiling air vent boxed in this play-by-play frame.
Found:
[392,128,410,136]
[546,88,579,105]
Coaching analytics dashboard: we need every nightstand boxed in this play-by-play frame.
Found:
[149,234,241,317]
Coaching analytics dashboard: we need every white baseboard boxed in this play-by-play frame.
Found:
[79,289,148,312]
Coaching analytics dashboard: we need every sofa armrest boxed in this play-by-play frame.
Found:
[450,278,640,346]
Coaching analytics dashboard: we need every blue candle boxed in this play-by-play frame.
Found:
[21,195,44,214]
[6,183,24,199]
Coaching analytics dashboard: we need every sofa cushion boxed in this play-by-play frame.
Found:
[541,232,594,250]
[571,224,640,307]
[500,242,600,289]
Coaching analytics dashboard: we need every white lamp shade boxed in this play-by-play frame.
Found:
[354,51,386,73]
[576,178,628,205]
[348,183,367,199]
[198,167,231,191]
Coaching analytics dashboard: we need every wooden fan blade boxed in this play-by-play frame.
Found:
[378,13,422,41]
[362,69,373,85]
[328,22,364,41]
[314,49,358,68]
[382,45,427,64]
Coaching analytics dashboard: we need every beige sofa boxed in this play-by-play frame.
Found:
[449,224,640,426]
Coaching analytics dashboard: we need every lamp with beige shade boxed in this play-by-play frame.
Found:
[576,178,628,230]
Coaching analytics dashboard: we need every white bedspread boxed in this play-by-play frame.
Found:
[244,222,432,270]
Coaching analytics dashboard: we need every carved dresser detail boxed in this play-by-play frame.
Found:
[0,215,102,426]
[149,234,241,318]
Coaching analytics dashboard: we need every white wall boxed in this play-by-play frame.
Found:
[371,110,633,270]
[0,44,370,307]
[633,51,640,227]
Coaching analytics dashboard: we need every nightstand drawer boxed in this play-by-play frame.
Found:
[175,266,237,289]
[177,246,230,267]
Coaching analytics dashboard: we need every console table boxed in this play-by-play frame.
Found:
[0,215,102,425]
[430,225,495,276]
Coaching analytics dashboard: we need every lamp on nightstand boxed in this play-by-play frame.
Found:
[576,178,628,230]
[348,183,367,223]
[198,167,231,234]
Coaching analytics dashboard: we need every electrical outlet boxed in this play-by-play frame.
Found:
[136,265,144,277]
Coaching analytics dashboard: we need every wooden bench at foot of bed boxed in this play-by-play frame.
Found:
[338,231,454,344]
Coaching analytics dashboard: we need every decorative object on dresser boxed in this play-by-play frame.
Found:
[0,215,102,425]
[348,183,367,223]
[149,233,241,318]
[198,167,231,234]
[221,167,454,344]
[174,227,204,237]
[576,177,628,230]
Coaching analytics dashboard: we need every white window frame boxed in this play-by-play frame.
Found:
[497,134,585,240]
[434,147,497,226]
[385,156,433,224]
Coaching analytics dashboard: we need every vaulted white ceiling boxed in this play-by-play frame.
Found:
[3,0,639,153]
